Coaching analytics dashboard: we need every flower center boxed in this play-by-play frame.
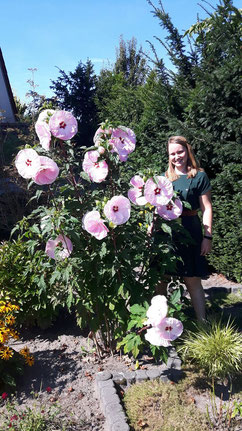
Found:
[113,205,119,212]
[166,203,173,211]
[154,187,161,195]
[59,121,67,129]
[165,326,172,332]
[94,162,100,168]
[119,137,125,144]
[25,159,32,166]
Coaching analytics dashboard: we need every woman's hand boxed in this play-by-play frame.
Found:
[199,191,213,256]
[200,237,212,256]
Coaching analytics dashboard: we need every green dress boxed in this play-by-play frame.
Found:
[172,171,211,278]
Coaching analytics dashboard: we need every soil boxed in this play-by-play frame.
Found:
[1,273,241,430]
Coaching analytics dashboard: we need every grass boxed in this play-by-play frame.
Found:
[123,367,242,431]
[124,372,209,431]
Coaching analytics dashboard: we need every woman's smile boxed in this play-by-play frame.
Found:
[168,143,188,174]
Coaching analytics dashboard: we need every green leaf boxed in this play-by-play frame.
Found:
[130,304,146,315]
[161,223,172,235]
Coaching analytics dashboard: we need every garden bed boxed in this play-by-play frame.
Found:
[0,274,241,430]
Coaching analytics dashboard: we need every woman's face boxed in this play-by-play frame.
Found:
[168,143,188,173]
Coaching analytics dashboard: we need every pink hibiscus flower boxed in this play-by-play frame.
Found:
[82,150,108,183]
[157,198,183,220]
[144,176,174,206]
[45,235,73,260]
[128,175,147,206]
[82,210,109,240]
[15,149,41,179]
[93,126,112,146]
[49,111,78,140]
[109,126,136,162]
[146,295,168,327]
[145,317,183,347]
[32,156,59,185]
[35,109,55,150]
[157,317,184,342]
[104,195,131,225]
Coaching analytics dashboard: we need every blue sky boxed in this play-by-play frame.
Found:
[1,0,241,102]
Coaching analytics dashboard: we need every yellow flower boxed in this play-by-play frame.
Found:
[0,301,19,313]
[8,329,19,340]
[19,346,30,357]
[25,355,34,366]
[0,346,13,360]
[5,315,15,326]
[0,329,9,344]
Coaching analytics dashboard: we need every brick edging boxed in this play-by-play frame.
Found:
[95,349,182,431]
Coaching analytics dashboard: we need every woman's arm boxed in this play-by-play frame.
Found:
[199,190,213,256]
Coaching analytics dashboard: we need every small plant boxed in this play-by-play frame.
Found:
[0,300,34,390]
[0,394,88,431]
[178,319,242,379]
[0,397,61,431]
[206,384,242,430]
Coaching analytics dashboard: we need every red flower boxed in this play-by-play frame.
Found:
[46,386,52,393]
[10,415,18,421]
[1,392,8,400]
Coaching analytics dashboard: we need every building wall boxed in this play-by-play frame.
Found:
[0,64,16,123]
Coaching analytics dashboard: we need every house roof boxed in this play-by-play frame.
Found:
[0,47,18,122]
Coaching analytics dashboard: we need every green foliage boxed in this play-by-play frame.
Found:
[0,232,67,326]
[114,36,148,87]
[0,397,81,431]
[178,319,242,379]
[208,164,242,282]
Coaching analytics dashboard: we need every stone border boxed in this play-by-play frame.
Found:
[95,349,182,431]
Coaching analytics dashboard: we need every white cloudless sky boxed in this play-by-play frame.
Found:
[0,0,241,102]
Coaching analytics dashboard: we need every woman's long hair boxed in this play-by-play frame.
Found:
[165,136,203,181]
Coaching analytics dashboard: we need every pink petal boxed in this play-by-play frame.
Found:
[35,121,51,150]
[32,156,59,185]
[49,111,78,140]
[82,211,109,240]
[128,188,147,206]
[157,317,183,341]
[130,175,145,188]
[157,199,183,220]
[104,196,131,225]
[45,235,73,260]
[145,327,171,347]
[15,149,41,179]
[144,176,174,206]
[146,295,168,326]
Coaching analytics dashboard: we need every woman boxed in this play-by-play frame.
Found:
[165,136,213,321]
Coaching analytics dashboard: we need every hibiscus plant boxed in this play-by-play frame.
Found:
[6,109,188,360]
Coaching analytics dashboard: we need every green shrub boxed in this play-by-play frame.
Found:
[0,228,68,327]
[208,164,242,282]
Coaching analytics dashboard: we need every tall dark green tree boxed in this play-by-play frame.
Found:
[114,36,148,87]
[95,37,148,128]
[50,60,98,146]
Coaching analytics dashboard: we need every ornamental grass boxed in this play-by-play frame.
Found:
[177,318,242,379]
